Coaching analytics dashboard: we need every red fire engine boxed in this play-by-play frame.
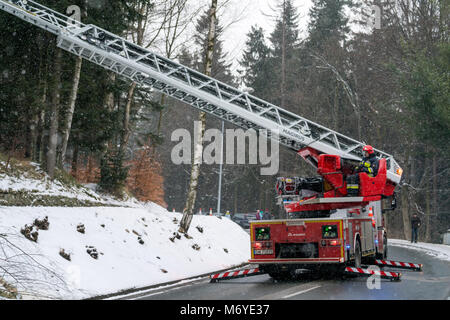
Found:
[248,148,400,279]
[0,0,421,282]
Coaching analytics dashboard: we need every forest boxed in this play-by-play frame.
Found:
[0,0,448,242]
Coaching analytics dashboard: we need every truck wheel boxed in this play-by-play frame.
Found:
[354,240,362,268]
[376,236,388,260]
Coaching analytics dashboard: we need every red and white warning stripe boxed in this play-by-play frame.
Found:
[375,259,423,271]
[345,267,401,280]
[210,268,262,282]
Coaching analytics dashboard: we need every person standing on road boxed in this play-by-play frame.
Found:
[263,210,272,220]
[411,213,421,243]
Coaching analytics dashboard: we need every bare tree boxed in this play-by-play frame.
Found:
[120,0,195,156]
[179,0,218,233]
[0,233,72,299]
[46,47,62,179]
[58,10,84,168]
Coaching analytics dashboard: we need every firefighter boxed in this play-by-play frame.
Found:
[411,213,421,243]
[346,145,379,196]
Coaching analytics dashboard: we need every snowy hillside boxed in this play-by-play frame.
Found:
[0,158,250,300]
[390,239,450,262]
[0,205,250,299]
[0,158,141,207]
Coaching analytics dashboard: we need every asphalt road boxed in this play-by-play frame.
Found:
[128,245,450,300]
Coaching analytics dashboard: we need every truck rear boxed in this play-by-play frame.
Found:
[248,209,383,280]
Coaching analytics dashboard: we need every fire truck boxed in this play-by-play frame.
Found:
[0,0,420,281]
[249,151,398,279]
[250,154,395,279]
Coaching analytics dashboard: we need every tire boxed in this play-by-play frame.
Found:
[354,240,362,268]
[376,236,388,260]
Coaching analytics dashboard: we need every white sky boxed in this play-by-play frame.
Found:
[218,0,313,72]
[150,0,365,75]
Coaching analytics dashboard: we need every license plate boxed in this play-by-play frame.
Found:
[254,249,273,255]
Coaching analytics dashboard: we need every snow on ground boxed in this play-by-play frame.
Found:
[0,160,141,207]
[390,239,450,262]
[0,205,250,299]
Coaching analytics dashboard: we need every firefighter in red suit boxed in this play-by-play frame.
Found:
[346,145,379,196]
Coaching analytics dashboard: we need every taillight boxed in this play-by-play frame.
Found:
[252,242,262,250]
[252,241,273,255]
[329,240,341,246]
[252,241,272,249]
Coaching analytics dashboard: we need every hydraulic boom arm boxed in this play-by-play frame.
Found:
[0,0,402,185]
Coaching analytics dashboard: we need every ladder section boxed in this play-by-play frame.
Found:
[0,0,402,184]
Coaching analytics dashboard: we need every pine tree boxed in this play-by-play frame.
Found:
[400,43,450,155]
[307,0,353,49]
[268,0,300,109]
[191,8,234,85]
[239,26,271,99]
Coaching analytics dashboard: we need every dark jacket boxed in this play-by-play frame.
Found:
[355,153,379,177]
[411,215,421,229]
[263,212,272,220]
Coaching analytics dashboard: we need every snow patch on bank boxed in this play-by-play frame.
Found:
[0,205,250,299]
[0,161,140,207]
[390,239,450,262]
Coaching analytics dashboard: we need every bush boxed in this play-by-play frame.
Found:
[98,150,129,197]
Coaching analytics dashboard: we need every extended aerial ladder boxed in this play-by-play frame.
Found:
[1,0,421,283]
[0,0,402,187]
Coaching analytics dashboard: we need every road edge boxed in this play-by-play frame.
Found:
[84,262,251,300]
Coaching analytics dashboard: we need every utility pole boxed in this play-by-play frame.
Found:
[217,120,224,214]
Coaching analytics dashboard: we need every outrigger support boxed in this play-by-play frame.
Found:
[344,266,402,281]
[209,268,264,283]
[374,259,423,271]
[209,259,423,283]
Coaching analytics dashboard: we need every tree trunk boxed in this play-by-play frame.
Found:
[38,109,46,164]
[401,187,411,240]
[58,56,82,168]
[119,82,137,156]
[155,94,166,141]
[37,46,49,164]
[425,155,438,242]
[46,47,63,179]
[401,151,411,240]
[425,186,431,242]
[234,182,238,215]
[431,155,438,242]
[280,0,286,108]
[180,0,217,233]
[71,143,79,178]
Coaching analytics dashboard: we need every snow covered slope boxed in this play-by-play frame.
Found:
[389,239,450,262]
[0,205,250,299]
[0,159,141,207]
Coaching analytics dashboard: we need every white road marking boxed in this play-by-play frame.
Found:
[108,277,210,300]
[129,284,195,300]
[282,285,321,299]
